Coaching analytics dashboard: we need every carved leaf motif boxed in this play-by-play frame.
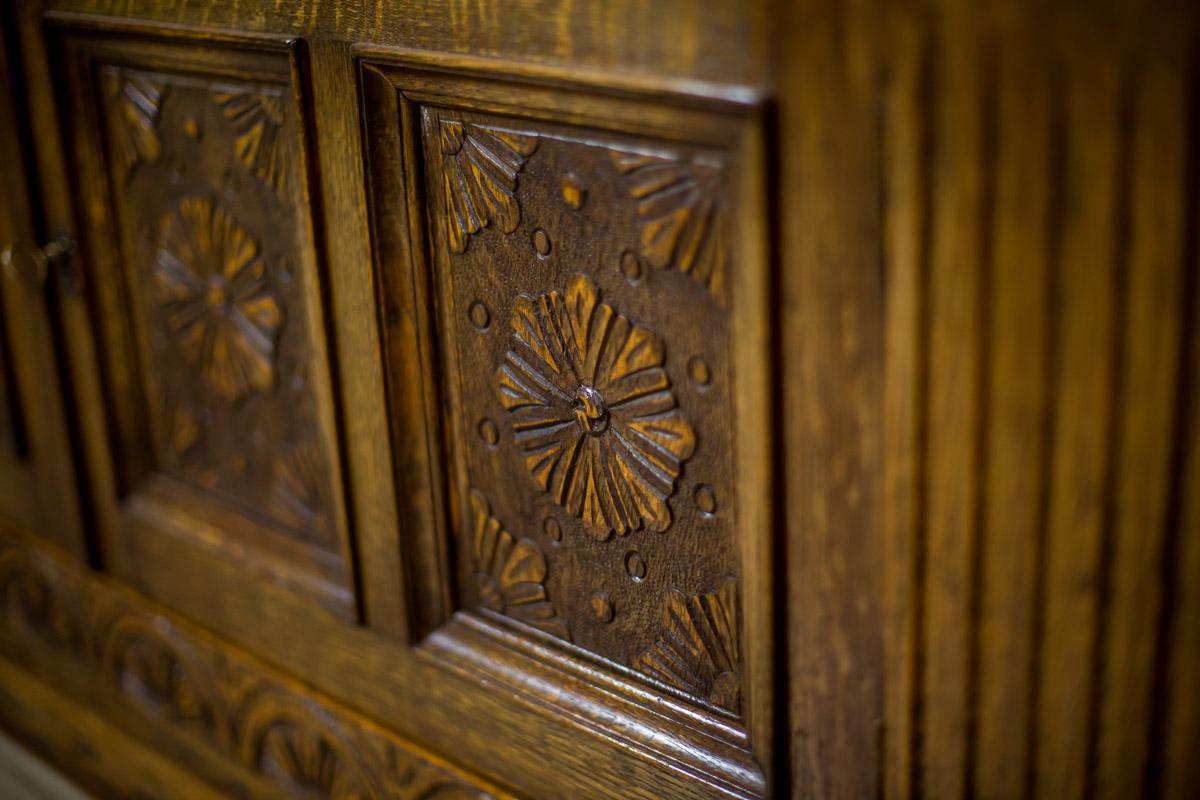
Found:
[214,87,288,193]
[0,531,493,800]
[469,489,569,640]
[154,196,283,400]
[610,150,727,303]
[107,624,216,729]
[269,439,331,541]
[496,274,695,538]
[438,119,538,253]
[101,67,167,176]
[632,581,741,712]
[256,722,372,800]
[0,554,80,649]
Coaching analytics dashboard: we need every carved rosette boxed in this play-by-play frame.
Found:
[154,196,283,401]
[470,489,569,640]
[438,119,538,252]
[610,151,727,303]
[496,274,695,538]
[632,581,740,712]
[213,87,288,193]
[101,66,166,177]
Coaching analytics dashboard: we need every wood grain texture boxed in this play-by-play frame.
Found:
[0,524,505,800]
[54,29,358,617]
[878,2,1200,798]
[0,3,85,559]
[43,0,769,90]
[776,0,885,796]
[361,57,773,796]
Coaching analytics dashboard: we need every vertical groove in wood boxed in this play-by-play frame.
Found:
[1082,60,1138,800]
[920,5,986,793]
[880,6,1200,800]
[1032,41,1122,800]
[881,11,933,800]
[1095,45,1188,800]
[1154,38,1200,800]
[972,28,1052,799]
[962,41,998,798]
[1024,65,1067,800]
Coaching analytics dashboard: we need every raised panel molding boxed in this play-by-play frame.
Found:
[360,58,773,796]
[0,526,498,800]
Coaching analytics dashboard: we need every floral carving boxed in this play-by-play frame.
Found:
[496,274,695,538]
[438,119,538,253]
[610,150,727,303]
[154,196,283,401]
[632,580,740,713]
[469,489,569,641]
[101,66,166,176]
[214,87,288,193]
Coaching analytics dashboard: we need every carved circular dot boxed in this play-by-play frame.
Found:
[688,356,712,387]
[590,591,614,623]
[624,551,647,582]
[619,250,643,284]
[544,517,563,543]
[478,418,499,446]
[183,117,201,139]
[532,228,552,257]
[561,174,586,210]
[694,484,717,515]
[468,300,491,330]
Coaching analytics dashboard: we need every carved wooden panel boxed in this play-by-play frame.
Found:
[0,526,499,800]
[361,60,772,787]
[60,35,354,614]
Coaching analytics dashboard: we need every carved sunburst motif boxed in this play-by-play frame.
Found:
[470,489,568,640]
[496,274,695,539]
[154,196,283,400]
[269,439,330,540]
[255,721,371,800]
[213,87,288,193]
[438,119,538,253]
[107,624,215,728]
[101,66,166,176]
[611,150,727,303]
[632,580,740,712]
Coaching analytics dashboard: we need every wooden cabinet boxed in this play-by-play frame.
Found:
[0,1,1198,798]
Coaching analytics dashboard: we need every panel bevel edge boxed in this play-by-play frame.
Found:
[357,56,774,797]
[357,61,455,641]
[51,27,359,621]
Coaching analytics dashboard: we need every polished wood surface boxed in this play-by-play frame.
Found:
[0,1,1195,798]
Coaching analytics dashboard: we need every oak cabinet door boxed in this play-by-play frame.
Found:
[359,58,776,798]
[0,9,84,557]
[37,17,778,798]
[52,30,358,619]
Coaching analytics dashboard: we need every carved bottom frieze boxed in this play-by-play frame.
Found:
[0,527,495,800]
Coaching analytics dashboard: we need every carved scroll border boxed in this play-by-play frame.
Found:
[0,525,500,800]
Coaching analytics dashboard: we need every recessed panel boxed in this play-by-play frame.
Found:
[361,63,771,751]
[430,113,743,714]
[62,35,354,615]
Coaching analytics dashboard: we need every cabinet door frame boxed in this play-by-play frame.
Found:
[0,3,85,558]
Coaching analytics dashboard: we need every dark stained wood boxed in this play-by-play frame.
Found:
[0,0,1197,798]
[55,30,358,617]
